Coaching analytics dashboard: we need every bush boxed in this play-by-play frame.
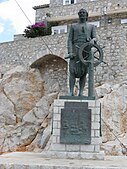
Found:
[24,21,59,38]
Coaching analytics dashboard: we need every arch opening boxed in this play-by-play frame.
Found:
[30,54,68,95]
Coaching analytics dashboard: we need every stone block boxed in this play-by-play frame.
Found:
[94,151,105,160]
[91,130,95,137]
[92,114,98,122]
[54,107,59,114]
[53,121,58,129]
[67,152,80,159]
[53,152,67,159]
[66,144,80,152]
[91,138,102,144]
[94,114,100,122]
[92,114,95,122]
[57,122,61,129]
[41,151,67,159]
[53,128,60,136]
[80,145,94,152]
[52,136,57,143]
[54,100,64,107]
[80,152,95,160]
[50,143,66,151]
[91,107,100,115]
[56,136,60,143]
[94,145,100,152]
[41,151,56,158]
[88,100,100,108]
[80,152,104,160]
[91,122,100,130]
[94,130,100,137]
[53,113,60,121]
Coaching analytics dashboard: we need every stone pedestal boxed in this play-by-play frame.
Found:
[41,99,104,160]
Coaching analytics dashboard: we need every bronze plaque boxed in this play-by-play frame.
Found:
[60,102,91,144]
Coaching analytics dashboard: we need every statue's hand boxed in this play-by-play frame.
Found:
[68,53,74,59]
[90,38,96,45]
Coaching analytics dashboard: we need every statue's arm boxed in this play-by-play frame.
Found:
[67,25,74,58]
[91,25,96,39]
[90,25,96,44]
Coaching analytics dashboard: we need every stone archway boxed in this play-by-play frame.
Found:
[30,54,68,95]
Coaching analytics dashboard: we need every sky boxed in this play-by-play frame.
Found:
[0,0,50,43]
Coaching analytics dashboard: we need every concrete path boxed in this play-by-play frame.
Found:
[0,152,127,169]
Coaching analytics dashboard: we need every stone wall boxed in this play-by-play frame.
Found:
[0,34,67,74]
[95,24,127,84]
[49,0,127,9]
[35,0,127,22]
[0,24,127,85]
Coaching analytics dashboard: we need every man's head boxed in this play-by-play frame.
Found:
[78,8,88,21]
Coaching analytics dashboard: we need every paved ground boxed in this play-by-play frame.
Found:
[0,152,127,169]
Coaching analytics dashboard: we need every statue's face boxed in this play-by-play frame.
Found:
[78,9,88,20]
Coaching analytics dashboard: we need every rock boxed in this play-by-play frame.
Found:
[0,65,58,154]
[20,93,58,152]
[23,92,58,125]
[1,65,127,156]
[40,125,52,149]
[0,93,16,125]
[100,81,127,155]
[26,132,43,152]
[0,66,50,153]
[95,83,112,98]
[22,109,37,124]
[44,79,60,94]
[1,66,44,121]
[101,134,127,156]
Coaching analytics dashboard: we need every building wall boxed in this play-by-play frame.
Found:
[35,0,127,23]
[0,23,127,85]
[49,0,126,8]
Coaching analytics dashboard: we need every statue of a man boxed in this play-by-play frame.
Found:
[67,8,96,96]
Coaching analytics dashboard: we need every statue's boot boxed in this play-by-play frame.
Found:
[69,92,74,96]
[69,73,75,96]
[78,75,86,96]
[78,93,83,96]
[78,89,83,96]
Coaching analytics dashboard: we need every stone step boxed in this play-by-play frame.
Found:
[0,152,127,169]
[41,151,105,160]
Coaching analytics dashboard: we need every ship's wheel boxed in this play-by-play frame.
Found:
[78,42,103,67]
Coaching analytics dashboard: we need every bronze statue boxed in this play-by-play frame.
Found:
[67,8,97,96]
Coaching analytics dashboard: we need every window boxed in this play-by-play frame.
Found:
[60,29,66,34]
[63,0,76,5]
[64,0,69,5]
[71,0,74,4]
[53,30,59,34]
[121,19,127,24]
[52,25,67,35]
[107,18,112,24]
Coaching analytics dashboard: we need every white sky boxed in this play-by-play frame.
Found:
[0,0,50,42]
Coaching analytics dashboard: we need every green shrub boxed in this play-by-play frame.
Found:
[24,21,59,38]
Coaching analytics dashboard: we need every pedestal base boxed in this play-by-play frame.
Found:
[42,99,104,160]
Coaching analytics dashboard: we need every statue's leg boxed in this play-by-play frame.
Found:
[69,73,75,96]
[79,73,87,96]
